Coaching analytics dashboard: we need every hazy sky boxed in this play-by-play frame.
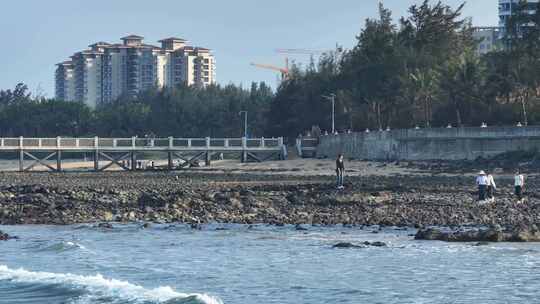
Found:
[0,0,498,97]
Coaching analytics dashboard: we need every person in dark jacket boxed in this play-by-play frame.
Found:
[336,154,345,189]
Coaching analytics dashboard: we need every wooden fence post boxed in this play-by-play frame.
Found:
[94,136,99,171]
[19,136,24,172]
[56,137,62,171]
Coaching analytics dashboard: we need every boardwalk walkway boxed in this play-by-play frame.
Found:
[0,137,285,172]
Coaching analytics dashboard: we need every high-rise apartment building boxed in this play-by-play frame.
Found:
[471,1,539,55]
[499,0,539,38]
[473,27,502,55]
[55,61,75,102]
[55,35,216,108]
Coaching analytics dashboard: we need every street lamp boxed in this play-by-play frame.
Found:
[322,93,336,134]
[239,111,248,138]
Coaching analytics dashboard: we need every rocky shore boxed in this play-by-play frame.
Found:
[0,169,538,232]
[415,225,540,242]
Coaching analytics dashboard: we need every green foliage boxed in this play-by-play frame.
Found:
[266,0,540,136]
[0,82,272,138]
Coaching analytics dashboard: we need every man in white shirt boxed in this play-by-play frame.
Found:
[476,171,488,201]
[486,173,496,202]
[514,170,525,202]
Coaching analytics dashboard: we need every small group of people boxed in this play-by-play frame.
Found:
[475,171,497,202]
[476,170,525,203]
[334,154,528,200]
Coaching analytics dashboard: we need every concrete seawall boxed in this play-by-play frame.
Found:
[316,127,540,160]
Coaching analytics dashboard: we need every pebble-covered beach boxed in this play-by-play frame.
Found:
[0,163,538,234]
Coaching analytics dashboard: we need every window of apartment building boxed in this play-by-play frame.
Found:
[204,77,209,82]
[204,58,209,64]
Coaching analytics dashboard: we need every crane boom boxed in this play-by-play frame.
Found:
[250,63,289,75]
[275,48,328,55]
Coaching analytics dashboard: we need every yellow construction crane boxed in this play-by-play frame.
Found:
[250,63,289,78]
[251,47,341,79]
[275,48,330,70]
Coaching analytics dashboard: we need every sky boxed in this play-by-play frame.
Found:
[0,0,498,97]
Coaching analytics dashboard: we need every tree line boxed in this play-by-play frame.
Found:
[2,1,540,140]
[0,82,272,138]
[268,0,540,138]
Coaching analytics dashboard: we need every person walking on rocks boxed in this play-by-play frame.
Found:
[514,170,525,202]
[476,170,488,201]
[486,172,497,202]
[336,154,345,190]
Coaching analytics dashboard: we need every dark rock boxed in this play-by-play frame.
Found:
[191,223,202,230]
[138,192,169,209]
[295,224,308,231]
[474,241,490,246]
[0,230,15,241]
[97,222,114,229]
[415,226,540,242]
[415,228,446,241]
[364,241,387,247]
[286,194,300,204]
[332,242,365,249]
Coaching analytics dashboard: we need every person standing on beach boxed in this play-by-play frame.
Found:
[486,172,496,202]
[476,171,488,201]
[514,170,525,202]
[336,154,345,190]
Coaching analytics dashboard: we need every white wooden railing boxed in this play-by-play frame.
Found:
[0,137,284,150]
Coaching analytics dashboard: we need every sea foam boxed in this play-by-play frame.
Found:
[0,265,222,304]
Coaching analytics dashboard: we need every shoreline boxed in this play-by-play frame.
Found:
[0,161,538,233]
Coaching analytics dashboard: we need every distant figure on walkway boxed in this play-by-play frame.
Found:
[514,170,525,202]
[336,154,345,190]
[476,171,488,201]
[486,172,496,202]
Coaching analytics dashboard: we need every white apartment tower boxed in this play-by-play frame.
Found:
[499,0,539,37]
[55,35,216,108]
[473,27,501,55]
[470,1,539,55]
[55,61,75,102]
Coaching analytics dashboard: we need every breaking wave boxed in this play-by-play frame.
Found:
[0,265,223,304]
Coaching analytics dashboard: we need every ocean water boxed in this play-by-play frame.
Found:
[1,224,540,304]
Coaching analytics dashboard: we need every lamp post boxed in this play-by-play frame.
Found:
[239,111,248,138]
[322,93,336,134]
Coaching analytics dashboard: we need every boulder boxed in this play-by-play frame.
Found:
[333,242,364,249]
[415,226,540,242]
[97,222,113,229]
[138,193,168,209]
[0,230,16,241]
[364,241,387,247]
[101,211,114,222]
[295,224,308,231]
[228,197,243,209]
